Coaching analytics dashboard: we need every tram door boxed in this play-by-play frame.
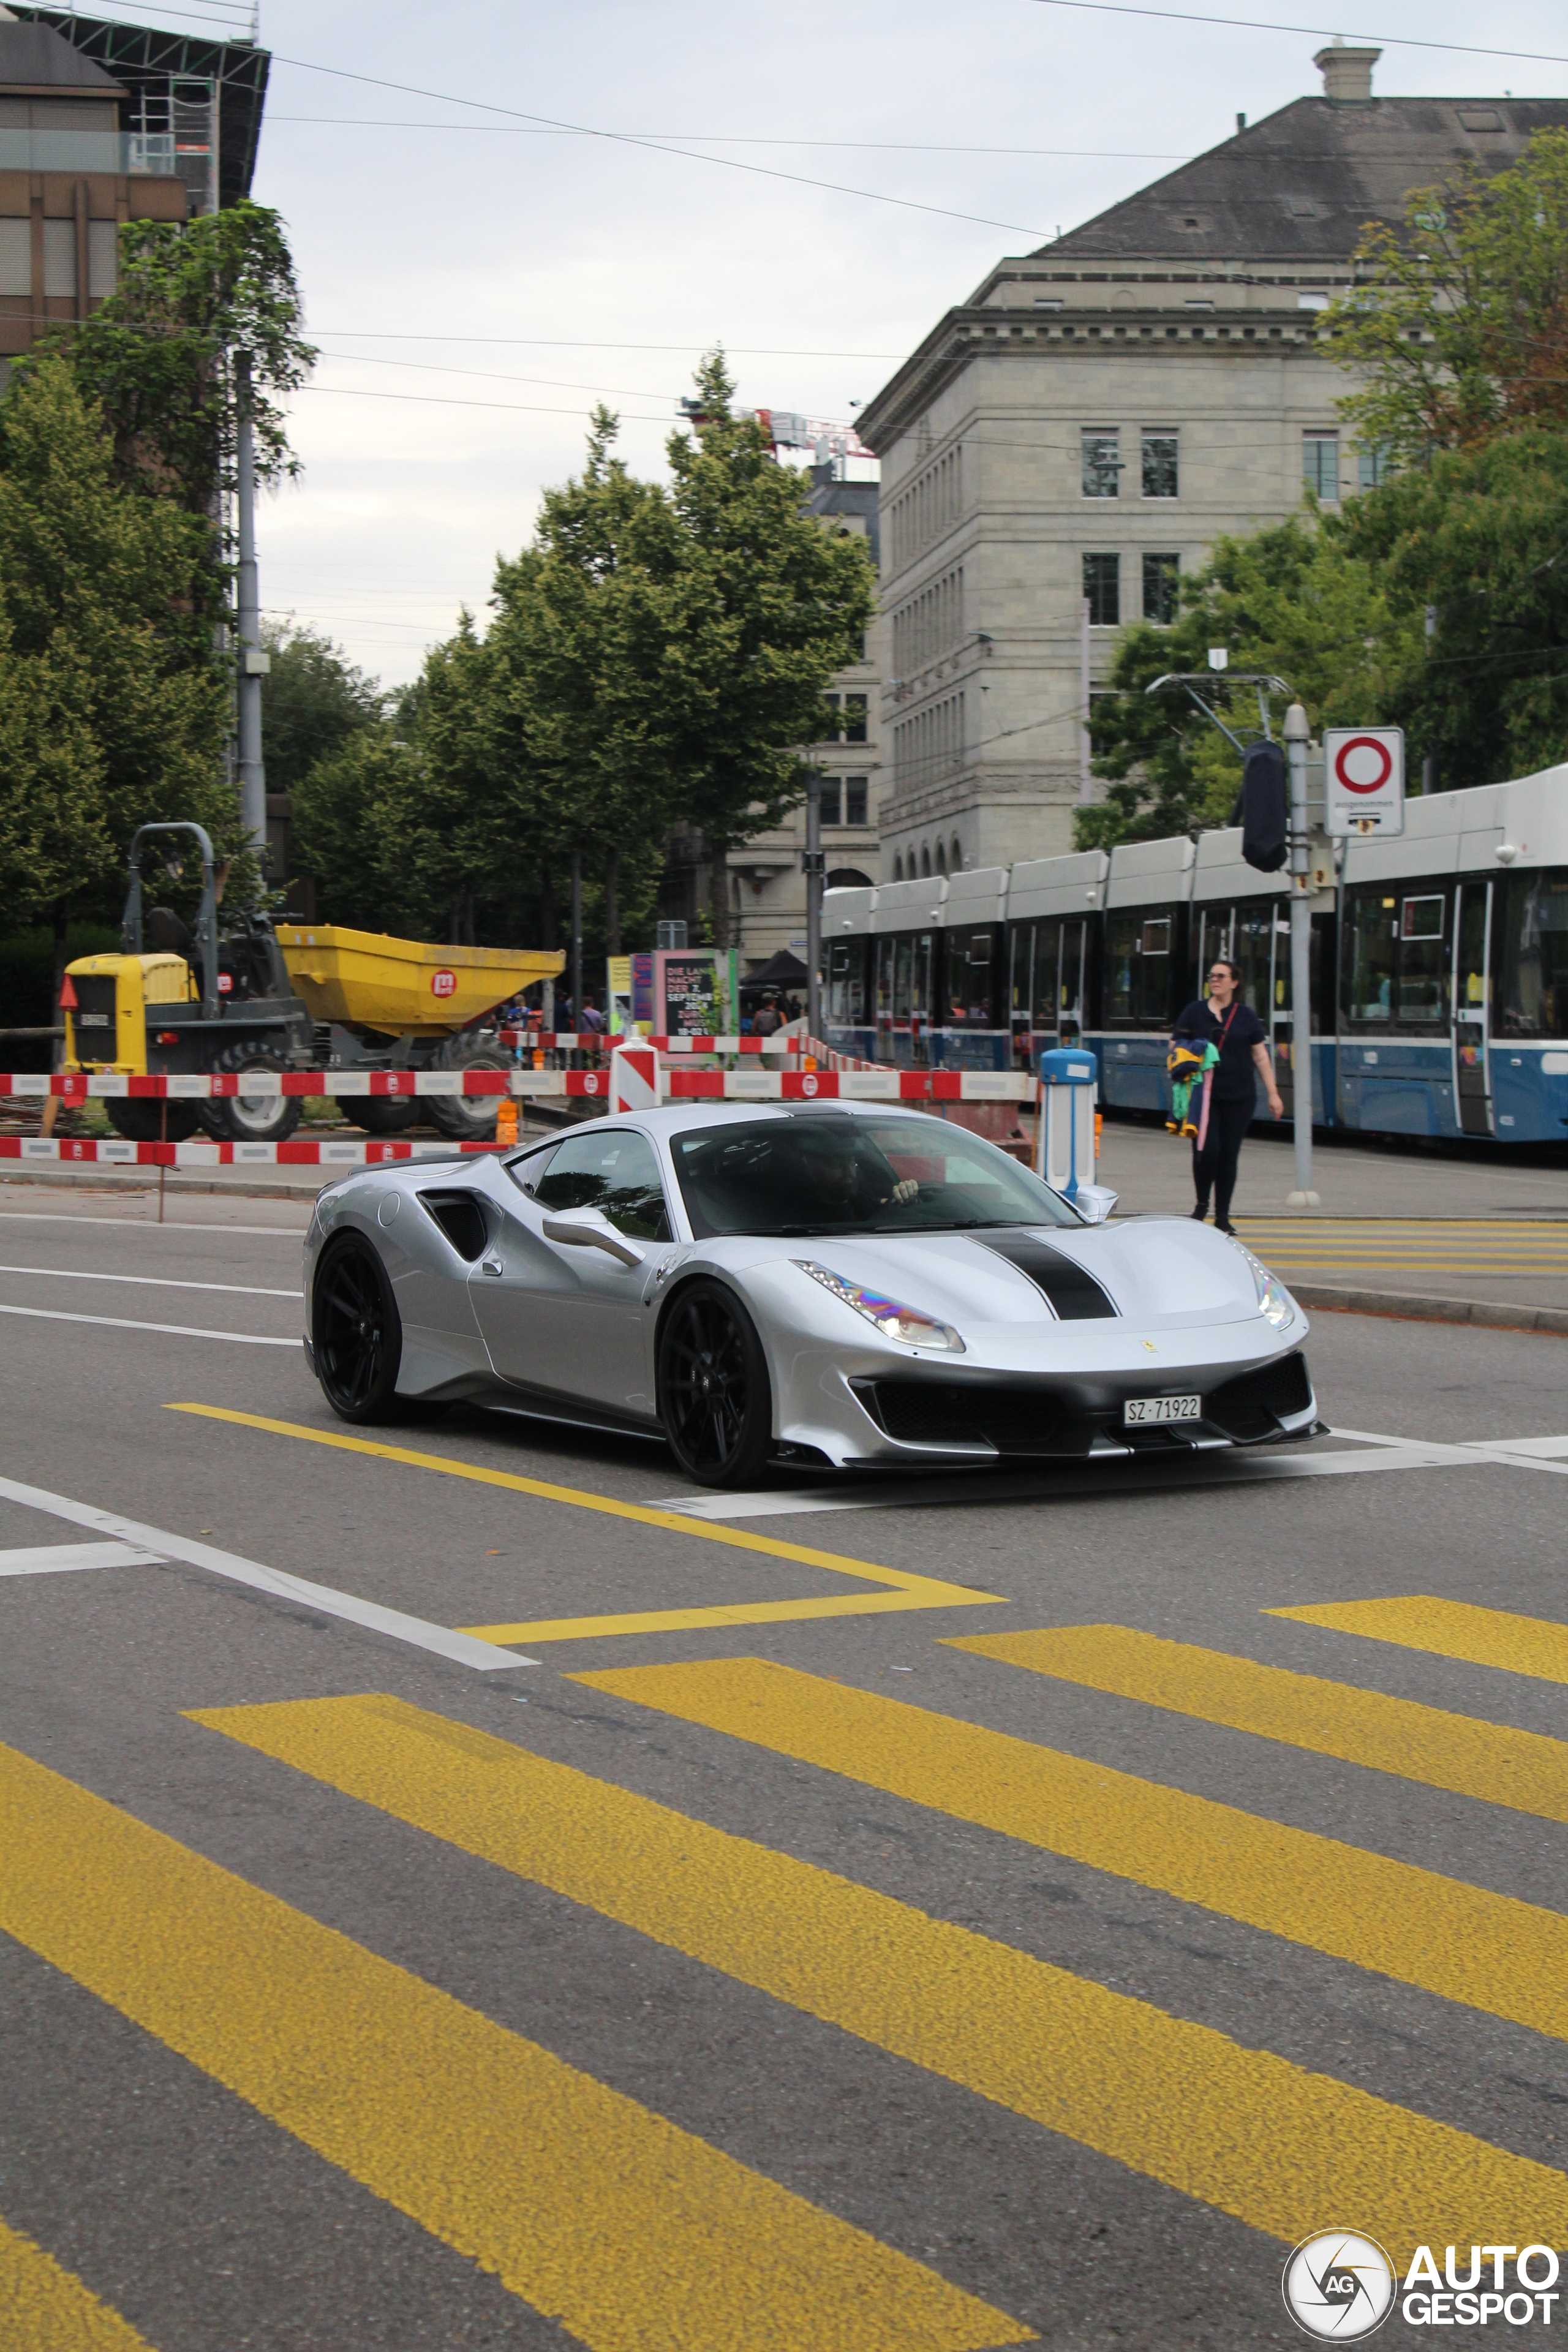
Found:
[1453,881,1493,1136]
[1058,919,1088,1049]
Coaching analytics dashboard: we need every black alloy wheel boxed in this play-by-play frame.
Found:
[313,1235,404,1422]
[657,1281,773,1488]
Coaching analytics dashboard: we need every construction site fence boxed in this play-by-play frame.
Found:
[2,1068,1037,1103]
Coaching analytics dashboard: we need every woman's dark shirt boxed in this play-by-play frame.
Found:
[1173,999,1267,1101]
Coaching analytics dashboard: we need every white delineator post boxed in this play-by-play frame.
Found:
[1037,1047,1098,1199]
[609,1044,660,1114]
[1283,701,1320,1207]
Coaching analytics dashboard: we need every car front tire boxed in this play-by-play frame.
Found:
[657,1280,774,1489]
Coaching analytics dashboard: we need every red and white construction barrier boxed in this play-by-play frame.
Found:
[2,1069,616,1099]
[498,1031,798,1055]
[1,1136,509,1167]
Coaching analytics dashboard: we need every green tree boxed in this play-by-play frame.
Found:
[36,199,315,514]
[660,354,876,943]
[1329,129,1568,462]
[1076,513,1416,848]
[1338,428,1568,790]
[260,622,384,797]
[0,358,235,976]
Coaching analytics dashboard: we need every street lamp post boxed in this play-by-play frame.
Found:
[234,350,268,867]
[804,768,824,1041]
[1283,701,1319,1207]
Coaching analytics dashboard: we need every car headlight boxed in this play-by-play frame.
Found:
[794,1260,966,1352]
[1231,1238,1295,1329]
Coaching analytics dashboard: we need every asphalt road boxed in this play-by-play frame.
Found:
[2,1197,1567,2351]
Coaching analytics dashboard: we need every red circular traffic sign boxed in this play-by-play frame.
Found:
[1333,735,1393,794]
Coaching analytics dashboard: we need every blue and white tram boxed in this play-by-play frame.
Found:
[821,762,1568,1145]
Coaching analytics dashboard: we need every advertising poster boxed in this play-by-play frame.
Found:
[605,956,633,1036]
[630,952,655,1028]
[656,950,723,1036]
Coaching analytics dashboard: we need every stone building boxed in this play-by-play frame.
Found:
[856,48,1568,881]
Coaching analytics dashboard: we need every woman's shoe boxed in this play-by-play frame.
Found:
[1190,1207,1208,1221]
[1216,1218,1237,1236]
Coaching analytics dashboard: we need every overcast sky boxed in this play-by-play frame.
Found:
[161,0,1568,685]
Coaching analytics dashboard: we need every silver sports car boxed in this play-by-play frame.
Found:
[303,1101,1315,1487]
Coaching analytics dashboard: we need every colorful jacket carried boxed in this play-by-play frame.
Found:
[1166,1039,1218,1140]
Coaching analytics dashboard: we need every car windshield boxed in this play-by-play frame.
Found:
[671,1114,1081,1238]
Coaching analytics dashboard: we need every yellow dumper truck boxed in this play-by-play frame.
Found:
[63,822,562,1144]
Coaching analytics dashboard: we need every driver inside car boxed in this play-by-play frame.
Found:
[795,1119,920,1221]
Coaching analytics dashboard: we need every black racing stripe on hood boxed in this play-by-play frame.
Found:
[974,1231,1118,1320]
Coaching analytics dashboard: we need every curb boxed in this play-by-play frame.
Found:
[1292,1282,1568,1338]
[0,1165,320,1205]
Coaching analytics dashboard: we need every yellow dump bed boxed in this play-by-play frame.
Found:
[276,925,563,1038]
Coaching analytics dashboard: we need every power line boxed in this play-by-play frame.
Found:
[1026,0,1568,68]
[314,333,913,357]
[270,118,1195,162]
[315,347,705,403]
[298,386,677,423]
[268,52,1052,238]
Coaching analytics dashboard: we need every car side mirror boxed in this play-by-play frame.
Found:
[541,1207,645,1268]
[1072,1185,1118,1226]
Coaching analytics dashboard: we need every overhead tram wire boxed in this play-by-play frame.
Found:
[1025,0,1568,67]
[270,119,1196,162]
[266,53,1052,239]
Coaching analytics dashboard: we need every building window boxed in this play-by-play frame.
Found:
[843,693,867,744]
[1082,429,1121,498]
[1083,552,1120,628]
[1358,443,1390,489]
[1142,432,1178,499]
[935,842,946,874]
[1303,432,1340,499]
[844,776,868,827]
[1142,552,1180,625]
[819,778,842,826]
[921,845,932,878]
[951,836,963,872]
[893,854,904,881]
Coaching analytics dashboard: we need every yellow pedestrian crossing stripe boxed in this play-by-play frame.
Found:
[576,1658,1568,2046]
[189,1690,1568,2267]
[0,2219,157,2352]
[1270,1596,1568,1686]
[1243,1217,1568,1277]
[946,1624,1568,1823]
[0,1740,1027,2352]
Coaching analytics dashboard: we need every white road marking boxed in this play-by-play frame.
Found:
[0,1475,533,1672]
[0,1540,164,1576]
[1333,1424,1568,1476]
[0,1263,300,1298]
[0,1210,305,1237]
[649,1441,1485,1520]
[0,1303,298,1346]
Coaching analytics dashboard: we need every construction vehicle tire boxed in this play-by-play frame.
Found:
[337,1095,418,1137]
[106,1098,202,1144]
[427,1034,507,1141]
[198,1046,301,1144]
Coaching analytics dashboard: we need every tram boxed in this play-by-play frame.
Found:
[822,763,1568,1145]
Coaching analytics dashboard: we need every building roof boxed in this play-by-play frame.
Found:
[1046,92,1568,265]
[12,6,269,206]
[0,16,123,94]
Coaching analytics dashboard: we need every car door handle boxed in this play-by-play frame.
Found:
[481,1259,503,1276]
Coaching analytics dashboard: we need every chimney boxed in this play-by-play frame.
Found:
[1314,39,1381,101]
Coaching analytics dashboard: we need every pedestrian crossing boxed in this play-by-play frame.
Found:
[1242,1217,1568,1281]
[5,1594,1568,2346]
[0,2218,154,2351]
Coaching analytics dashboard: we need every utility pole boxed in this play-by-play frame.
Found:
[1283,702,1319,1207]
[569,846,583,1033]
[803,767,824,1039]
[234,351,268,870]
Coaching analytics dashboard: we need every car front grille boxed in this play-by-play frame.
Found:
[1203,1351,1313,1442]
[70,976,119,1060]
[851,1378,1091,1457]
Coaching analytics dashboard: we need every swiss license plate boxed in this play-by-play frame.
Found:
[1124,1393,1202,1427]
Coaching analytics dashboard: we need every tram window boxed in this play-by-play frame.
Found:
[1343,891,1396,1025]
[1031,919,1061,1027]
[954,930,995,1025]
[1401,896,1444,940]
[1106,908,1174,1027]
[1234,906,1272,1014]
[1497,869,1568,1038]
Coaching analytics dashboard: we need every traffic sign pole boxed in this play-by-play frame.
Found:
[1283,704,1319,1207]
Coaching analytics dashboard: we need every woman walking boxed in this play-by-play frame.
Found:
[1172,956,1283,1233]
